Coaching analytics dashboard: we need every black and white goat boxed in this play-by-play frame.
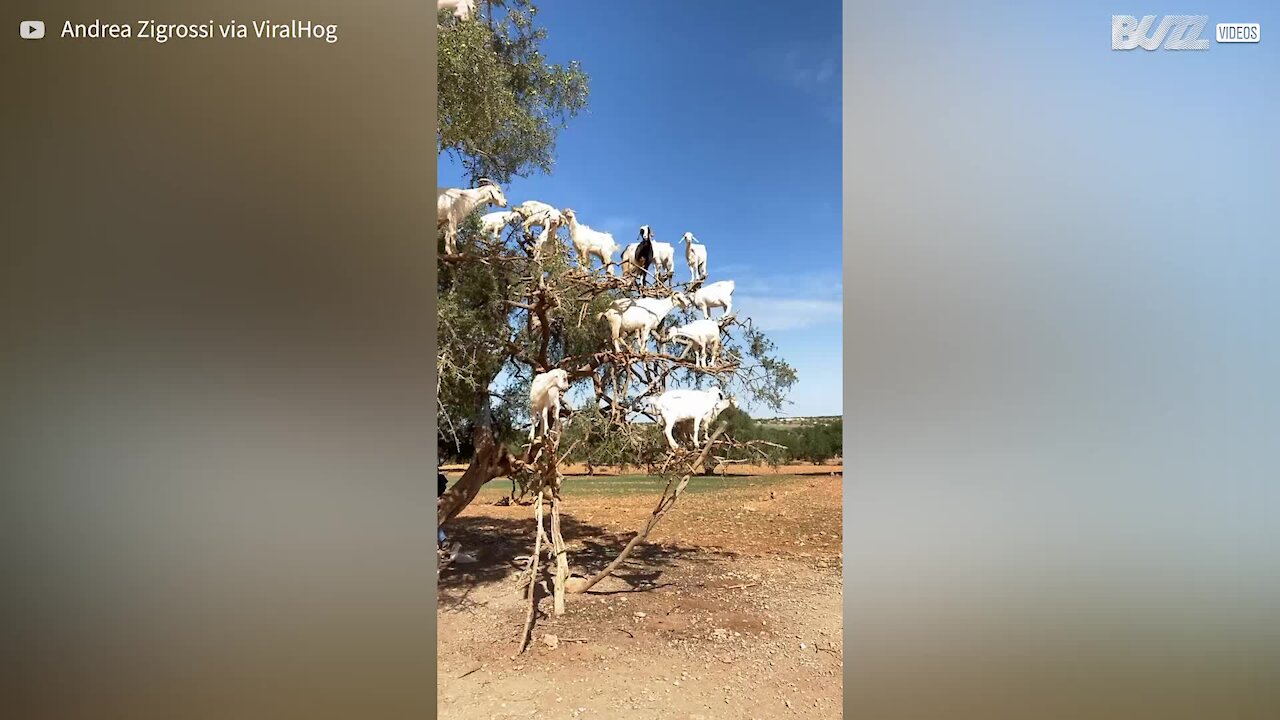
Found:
[622,224,656,285]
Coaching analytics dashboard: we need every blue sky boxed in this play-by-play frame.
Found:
[439,0,843,418]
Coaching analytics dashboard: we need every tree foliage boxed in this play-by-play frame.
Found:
[438,0,589,184]
[706,408,843,466]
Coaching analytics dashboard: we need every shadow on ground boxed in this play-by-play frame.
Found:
[438,513,739,596]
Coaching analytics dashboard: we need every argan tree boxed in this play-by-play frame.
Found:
[436,3,797,647]
[437,0,589,518]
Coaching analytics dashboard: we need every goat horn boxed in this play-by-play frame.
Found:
[475,177,495,187]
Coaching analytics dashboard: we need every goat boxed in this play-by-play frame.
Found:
[437,179,508,255]
[598,293,688,354]
[563,208,620,275]
[479,210,521,242]
[515,200,557,214]
[662,318,723,367]
[623,226,676,285]
[689,279,735,319]
[621,225,656,285]
[525,209,566,254]
[437,0,476,22]
[651,241,676,284]
[647,387,728,449]
[620,243,640,280]
[514,201,563,233]
[621,242,677,284]
[682,232,707,282]
[528,368,571,440]
[527,207,565,233]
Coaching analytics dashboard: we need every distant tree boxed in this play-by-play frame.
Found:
[718,405,757,437]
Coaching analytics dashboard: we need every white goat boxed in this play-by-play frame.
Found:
[437,0,476,22]
[515,200,557,216]
[682,232,707,282]
[598,294,687,353]
[479,210,520,242]
[689,279,735,319]
[563,208,619,275]
[437,179,508,255]
[525,209,565,253]
[663,318,723,367]
[647,387,728,449]
[528,368,571,440]
[620,243,641,280]
[529,207,565,232]
[652,241,676,283]
[514,201,561,231]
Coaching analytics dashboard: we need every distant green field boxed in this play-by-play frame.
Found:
[469,473,797,499]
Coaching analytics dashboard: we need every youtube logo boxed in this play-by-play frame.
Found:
[21,20,45,40]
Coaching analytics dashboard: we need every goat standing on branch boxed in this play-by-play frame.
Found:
[514,200,561,232]
[647,387,735,449]
[682,232,707,282]
[689,279,735,319]
[438,179,508,255]
[650,239,676,285]
[662,318,723,367]
[518,205,566,256]
[621,225,657,285]
[528,369,571,441]
[598,293,687,354]
[479,210,521,242]
[563,208,620,275]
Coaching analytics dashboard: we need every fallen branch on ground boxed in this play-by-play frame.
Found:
[568,423,728,594]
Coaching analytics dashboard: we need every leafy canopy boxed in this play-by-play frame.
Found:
[438,0,589,184]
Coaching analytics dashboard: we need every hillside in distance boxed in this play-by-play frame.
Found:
[756,415,841,429]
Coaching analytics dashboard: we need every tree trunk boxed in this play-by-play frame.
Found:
[437,424,516,527]
[550,495,569,616]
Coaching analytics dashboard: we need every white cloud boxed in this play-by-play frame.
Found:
[734,296,842,332]
[755,42,840,125]
[814,58,835,84]
[731,270,843,303]
[767,45,839,92]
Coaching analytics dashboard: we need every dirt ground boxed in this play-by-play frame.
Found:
[437,473,843,720]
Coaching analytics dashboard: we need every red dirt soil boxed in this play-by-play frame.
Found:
[437,474,843,719]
